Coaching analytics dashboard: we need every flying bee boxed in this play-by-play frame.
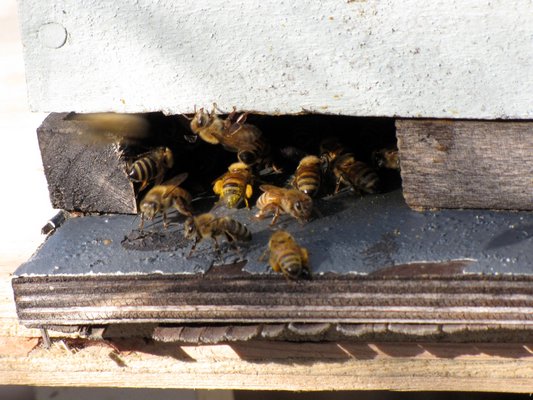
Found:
[255,185,313,225]
[189,104,270,167]
[292,155,322,197]
[213,162,254,208]
[139,173,192,230]
[262,230,310,280]
[372,147,400,170]
[332,153,381,195]
[184,213,252,257]
[128,147,174,191]
[66,112,150,146]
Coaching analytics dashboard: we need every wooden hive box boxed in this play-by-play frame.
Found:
[12,0,533,339]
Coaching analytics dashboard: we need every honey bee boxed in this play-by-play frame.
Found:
[213,162,254,208]
[184,213,252,257]
[372,147,400,170]
[66,112,150,145]
[255,185,313,225]
[293,155,322,197]
[128,147,174,191]
[319,136,345,166]
[263,230,310,280]
[332,153,381,195]
[139,172,192,230]
[189,104,270,167]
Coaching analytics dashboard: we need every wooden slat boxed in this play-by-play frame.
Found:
[12,273,533,327]
[396,119,533,211]
[3,339,533,392]
[37,113,137,213]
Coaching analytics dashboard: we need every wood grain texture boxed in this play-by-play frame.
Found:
[12,273,533,327]
[3,338,533,391]
[397,120,533,211]
[5,261,533,391]
[18,0,533,118]
[37,113,137,213]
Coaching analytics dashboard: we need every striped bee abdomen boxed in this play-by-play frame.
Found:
[334,153,381,194]
[129,156,158,182]
[222,176,245,208]
[295,155,321,197]
[219,217,252,242]
[277,250,303,279]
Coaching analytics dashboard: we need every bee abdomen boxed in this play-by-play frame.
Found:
[296,167,321,196]
[278,251,302,277]
[221,217,252,242]
[255,192,269,210]
[349,161,381,193]
[129,157,158,182]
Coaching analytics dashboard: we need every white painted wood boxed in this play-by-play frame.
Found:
[18,0,533,118]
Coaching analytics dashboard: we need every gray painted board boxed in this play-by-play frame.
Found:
[14,190,533,278]
[18,0,533,118]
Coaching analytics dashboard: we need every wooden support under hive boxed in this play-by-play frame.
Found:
[12,112,533,343]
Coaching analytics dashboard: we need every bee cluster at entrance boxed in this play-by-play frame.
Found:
[105,107,400,280]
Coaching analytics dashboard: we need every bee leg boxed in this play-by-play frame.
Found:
[138,180,149,192]
[212,237,223,260]
[334,178,342,194]
[139,213,145,231]
[162,211,169,229]
[300,248,312,279]
[174,199,193,218]
[270,208,281,226]
[187,238,199,258]
[258,248,269,262]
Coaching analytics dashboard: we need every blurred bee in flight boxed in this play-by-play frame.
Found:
[66,112,150,146]
[184,213,252,257]
[261,230,311,280]
[213,162,254,209]
[138,172,192,230]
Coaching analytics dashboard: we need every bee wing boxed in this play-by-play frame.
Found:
[67,113,150,145]
[225,122,244,137]
[259,184,285,195]
[160,173,189,194]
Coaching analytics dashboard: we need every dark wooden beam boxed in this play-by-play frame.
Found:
[37,113,137,213]
[396,119,533,211]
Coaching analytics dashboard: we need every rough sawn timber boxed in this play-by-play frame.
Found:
[18,0,533,118]
[37,113,137,214]
[396,119,533,211]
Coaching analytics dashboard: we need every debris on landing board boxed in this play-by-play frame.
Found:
[14,190,533,278]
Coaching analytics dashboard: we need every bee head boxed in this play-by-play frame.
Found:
[189,107,211,135]
[183,218,197,239]
[292,197,313,222]
[140,201,158,220]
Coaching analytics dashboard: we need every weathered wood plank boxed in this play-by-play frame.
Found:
[12,273,533,327]
[37,113,137,213]
[18,1,533,118]
[3,338,533,392]
[397,120,533,211]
